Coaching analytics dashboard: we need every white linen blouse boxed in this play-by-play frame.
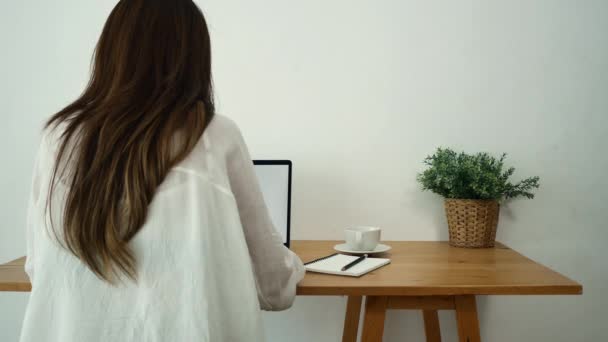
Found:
[20,114,305,342]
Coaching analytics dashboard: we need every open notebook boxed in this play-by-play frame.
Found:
[304,253,391,277]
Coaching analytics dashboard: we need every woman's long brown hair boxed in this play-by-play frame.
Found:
[45,0,214,284]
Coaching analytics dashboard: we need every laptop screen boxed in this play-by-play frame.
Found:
[253,160,292,247]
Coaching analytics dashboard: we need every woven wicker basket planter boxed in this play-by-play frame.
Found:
[444,199,499,248]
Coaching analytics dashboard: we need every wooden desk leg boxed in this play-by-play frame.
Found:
[342,296,362,342]
[361,296,388,342]
[423,310,442,342]
[454,295,481,342]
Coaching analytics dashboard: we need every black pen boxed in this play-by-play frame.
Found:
[341,254,368,271]
[304,253,338,265]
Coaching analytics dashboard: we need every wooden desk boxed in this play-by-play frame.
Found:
[1,241,582,342]
[0,256,30,292]
[292,241,582,342]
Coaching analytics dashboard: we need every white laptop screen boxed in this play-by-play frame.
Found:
[252,161,291,246]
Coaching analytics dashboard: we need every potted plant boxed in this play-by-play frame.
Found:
[417,148,540,248]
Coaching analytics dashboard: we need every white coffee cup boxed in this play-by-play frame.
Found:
[345,226,381,251]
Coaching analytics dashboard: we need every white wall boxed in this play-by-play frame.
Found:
[1,1,607,341]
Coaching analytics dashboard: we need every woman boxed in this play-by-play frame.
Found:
[20,1,305,341]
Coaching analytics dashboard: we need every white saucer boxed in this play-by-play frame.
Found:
[334,243,392,255]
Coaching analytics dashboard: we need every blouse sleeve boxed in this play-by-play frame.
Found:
[224,120,305,311]
[25,134,46,283]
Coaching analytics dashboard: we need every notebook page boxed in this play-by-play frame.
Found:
[305,254,390,277]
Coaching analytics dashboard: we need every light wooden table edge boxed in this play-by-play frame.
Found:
[0,257,30,292]
[297,285,582,296]
[0,283,31,292]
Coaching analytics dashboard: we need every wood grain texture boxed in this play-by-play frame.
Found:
[361,296,388,342]
[455,296,481,342]
[342,296,362,342]
[293,241,582,296]
[0,257,30,292]
[423,310,442,342]
[388,296,455,310]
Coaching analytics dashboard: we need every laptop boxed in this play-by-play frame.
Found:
[252,160,292,247]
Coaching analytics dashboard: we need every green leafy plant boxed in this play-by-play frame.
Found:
[417,148,540,200]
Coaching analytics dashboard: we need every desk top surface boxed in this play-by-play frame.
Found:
[293,240,582,296]
[0,240,582,296]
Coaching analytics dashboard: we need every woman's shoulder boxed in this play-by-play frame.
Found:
[203,114,246,150]
[206,114,241,136]
[37,121,68,158]
[178,113,246,176]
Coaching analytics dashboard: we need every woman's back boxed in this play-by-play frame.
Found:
[21,115,304,342]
